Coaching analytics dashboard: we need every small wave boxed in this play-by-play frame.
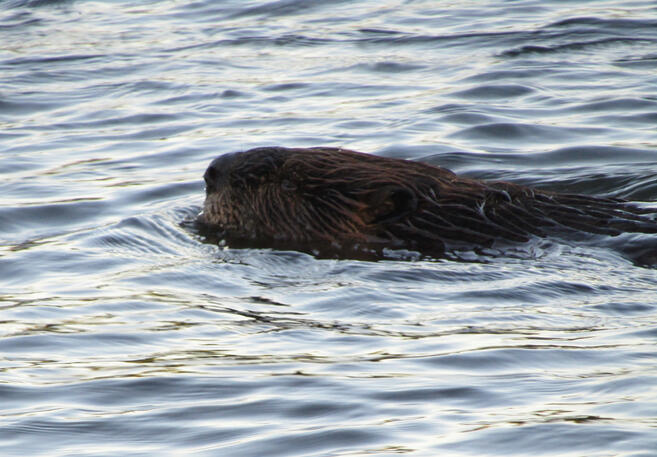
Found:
[2,0,70,9]
[547,16,657,31]
[449,84,534,99]
[462,69,559,82]
[500,37,656,58]
[568,97,657,113]
[355,30,518,47]
[615,53,657,69]
[348,61,427,74]
[228,0,345,19]
[449,122,602,143]
[1,53,103,67]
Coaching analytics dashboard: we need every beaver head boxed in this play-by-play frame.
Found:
[201,146,657,258]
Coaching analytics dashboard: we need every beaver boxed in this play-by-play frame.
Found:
[200,146,657,258]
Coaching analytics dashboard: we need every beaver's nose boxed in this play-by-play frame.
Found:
[204,152,236,193]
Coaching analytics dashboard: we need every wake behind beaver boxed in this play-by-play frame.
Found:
[199,146,657,260]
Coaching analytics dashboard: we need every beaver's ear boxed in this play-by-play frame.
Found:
[368,185,418,223]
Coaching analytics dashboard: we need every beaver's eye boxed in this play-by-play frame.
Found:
[281,179,296,191]
[204,167,217,186]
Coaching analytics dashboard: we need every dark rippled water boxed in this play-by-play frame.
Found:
[2,1,657,456]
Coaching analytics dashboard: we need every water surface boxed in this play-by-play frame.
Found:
[2,0,657,456]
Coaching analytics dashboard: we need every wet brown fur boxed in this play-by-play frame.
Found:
[201,147,657,257]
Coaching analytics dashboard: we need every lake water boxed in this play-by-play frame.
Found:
[2,0,657,456]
